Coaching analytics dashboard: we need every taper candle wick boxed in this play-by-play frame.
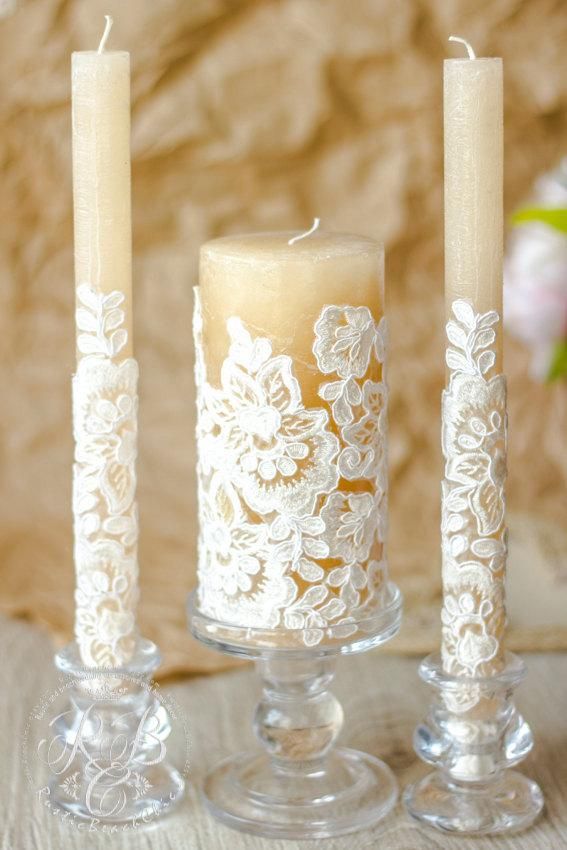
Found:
[448,35,476,60]
[97,15,113,54]
[288,218,321,246]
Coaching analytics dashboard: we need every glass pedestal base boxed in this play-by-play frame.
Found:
[404,769,544,836]
[204,748,397,840]
[188,584,403,839]
[49,763,185,826]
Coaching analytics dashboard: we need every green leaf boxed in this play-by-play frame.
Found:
[512,207,567,234]
[547,340,567,382]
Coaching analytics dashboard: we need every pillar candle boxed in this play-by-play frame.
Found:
[194,226,389,647]
[441,38,507,679]
[71,18,139,668]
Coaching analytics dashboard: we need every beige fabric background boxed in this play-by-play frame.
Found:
[0,0,566,676]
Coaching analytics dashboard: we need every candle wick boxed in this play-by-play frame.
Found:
[288,218,321,246]
[97,15,113,54]
[448,35,476,60]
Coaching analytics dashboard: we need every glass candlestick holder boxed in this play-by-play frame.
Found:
[46,638,185,825]
[403,652,544,835]
[188,583,402,840]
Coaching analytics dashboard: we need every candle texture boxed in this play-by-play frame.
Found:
[444,43,503,364]
[72,25,133,353]
[71,19,139,667]
[194,230,389,645]
[441,40,507,679]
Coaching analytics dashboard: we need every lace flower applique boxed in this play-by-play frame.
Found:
[441,299,507,678]
[73,284,139,667]
[194,293,389,646]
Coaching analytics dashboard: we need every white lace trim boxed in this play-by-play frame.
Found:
[73,284,139,667]
[441,299,507,678]
[194,292,389,646]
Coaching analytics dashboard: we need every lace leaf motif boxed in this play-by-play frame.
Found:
[441,299,507,678]
[195,294,389,646]
[73,284,139,668]
[76,284,128,358]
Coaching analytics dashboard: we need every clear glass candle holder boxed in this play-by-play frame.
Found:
[403,652,544,835]
[188,583,402,840]
[46,638,185,825]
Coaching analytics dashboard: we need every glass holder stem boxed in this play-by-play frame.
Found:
[254,655,342,768]
[188,587,403,839]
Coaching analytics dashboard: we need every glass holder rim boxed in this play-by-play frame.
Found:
[187,581,403,659]
[54,636,161,678]
[418,651,527,689]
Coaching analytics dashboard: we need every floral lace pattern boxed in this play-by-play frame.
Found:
[441,299,507,678]
[194,292,389,646]
[73,284,139,667]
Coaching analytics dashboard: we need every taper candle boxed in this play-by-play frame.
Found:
[404,40,544,812]
[441,37,507,678]
[71,17,139,667]
[72,15,133,352]
[194,224,389,646]
[444,35,503,366]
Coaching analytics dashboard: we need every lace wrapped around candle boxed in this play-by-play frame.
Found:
[193,232,390,647]
[441,299,507,679]
[73,285,139,667]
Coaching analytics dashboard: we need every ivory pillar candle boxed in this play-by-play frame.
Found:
[71,18,139,668]
[194,227,389,646]
[441,38,507,679]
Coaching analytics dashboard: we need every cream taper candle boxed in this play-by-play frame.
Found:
[71,17,139,667]
[194,225,389,647]
[72,16,132,352]
[441,37,507,678]
[444,35,503,367]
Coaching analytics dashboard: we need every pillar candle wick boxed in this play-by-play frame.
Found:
[448,35,476,60]
[97,15,113,54]
[288,217,321,246]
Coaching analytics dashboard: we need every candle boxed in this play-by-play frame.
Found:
[194,225,389,645]
[441,37,507,679]
[72,16,133,350]
[71,17,139,668]
[444,35,503,366]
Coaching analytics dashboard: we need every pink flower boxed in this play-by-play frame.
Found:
[504,162,567,380]
[505,224,567,377]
